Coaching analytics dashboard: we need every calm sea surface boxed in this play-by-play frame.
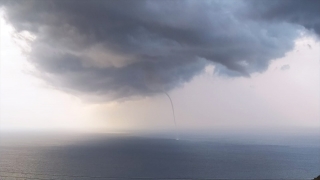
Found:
[0,134,319,180]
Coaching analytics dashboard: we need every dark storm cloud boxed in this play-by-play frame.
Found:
[1,0,314,100]
[246,0,320,37]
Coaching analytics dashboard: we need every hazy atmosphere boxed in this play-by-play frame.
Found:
[0,1,319,179]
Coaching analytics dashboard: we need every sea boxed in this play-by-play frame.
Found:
[0,133,319,180]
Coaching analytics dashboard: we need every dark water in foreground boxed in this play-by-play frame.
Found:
[0,134,319,180]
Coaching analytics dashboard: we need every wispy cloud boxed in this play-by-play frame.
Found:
[280,64,290,71]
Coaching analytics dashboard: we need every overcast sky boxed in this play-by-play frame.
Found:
[0,0,319,135]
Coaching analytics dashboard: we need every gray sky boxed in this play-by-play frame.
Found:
[0,0,319,135]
